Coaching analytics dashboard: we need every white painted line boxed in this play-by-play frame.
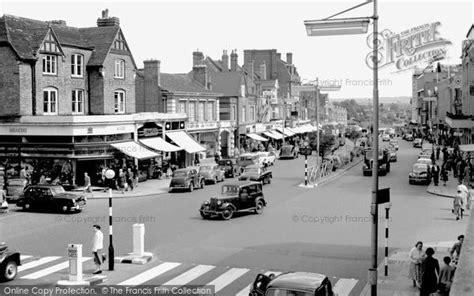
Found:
[207,268,249,293]
[20,255,33,261]
[18,256,62,273]
[333,278,358,296]
[118,262,181,286]
[21,257,91,280]
[163,265,215,286]
[235,271,282,296]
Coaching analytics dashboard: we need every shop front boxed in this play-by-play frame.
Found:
[187,121,219,161]
[166,130,206,167]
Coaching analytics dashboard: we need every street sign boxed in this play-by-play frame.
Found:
[300,147,312,156]
[377,188,390,204]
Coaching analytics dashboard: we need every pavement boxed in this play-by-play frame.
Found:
[426,167,459,199]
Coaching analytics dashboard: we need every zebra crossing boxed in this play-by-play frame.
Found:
[8,255,361,296]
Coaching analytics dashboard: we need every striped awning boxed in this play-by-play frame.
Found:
[140,137,182,152]
[276,128,295,137]
[166,131,206,153]
[111,141,159,160]
[247,133,268,142]
[263,131,283,140]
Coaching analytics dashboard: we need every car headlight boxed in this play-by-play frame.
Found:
[217,200,222,206]
[203,200,209,205]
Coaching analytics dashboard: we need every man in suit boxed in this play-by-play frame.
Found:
[431,163,440,186]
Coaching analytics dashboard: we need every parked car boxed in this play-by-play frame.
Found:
[199,182,266,220]
[256,151,277,167]
[239,165,272,185]
[237,153,260,171]
[409,163,431,185]
[413,138,423,148]
[5,179,28,201]
[199,163,225,184]
[0,243,21,282]
[169,167,205,192]
[404,133,414,141]
[249,271,334,296]
[16,185,86,213]
[388,148,397,162]
[389,139,399,150]
[218,158,241,178]
[416,158,433,166]
[280,145,299,159]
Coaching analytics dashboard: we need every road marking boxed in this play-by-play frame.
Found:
[21,257,91,280]
[18,256,61,273]
[118,262,181,286]
[207,268,249,293]
[162,265,215,286]
[235,271,282,296]
[333,278,358,296]
[20,255,33,261]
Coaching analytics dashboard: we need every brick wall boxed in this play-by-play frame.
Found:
[135,74,145,112]
[0,46,21,116]
[18,63,33,116]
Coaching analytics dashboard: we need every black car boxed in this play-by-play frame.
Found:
[16,185,86,213]
[169,167,205,192]
[218,158,241,178]
[409,163,431,185]
[199,182,266,220]
[0,243,21,282]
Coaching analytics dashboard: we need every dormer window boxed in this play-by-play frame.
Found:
[113,32,128,51]
[114,59,125,78]
[42,55,57,75]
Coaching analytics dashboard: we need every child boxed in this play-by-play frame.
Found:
[437,256,454,295]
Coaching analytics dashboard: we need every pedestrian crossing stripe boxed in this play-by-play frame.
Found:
[16,256,360,295]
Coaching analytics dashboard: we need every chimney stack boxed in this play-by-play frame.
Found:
[222,50,229,72]
[97,9,120,27]
[276,53,282,61]
[193,50,204,66]
[260,61,267,80]
[245,60,254,82]
[193,65,208,89]
[286,53,293,65]
[144,59,161,87]
[230,50,238,72]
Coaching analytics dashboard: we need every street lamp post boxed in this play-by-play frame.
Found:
[315,82,320,185]
[305,1,380,294]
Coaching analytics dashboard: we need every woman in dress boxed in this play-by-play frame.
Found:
[420,247,440,296]
[408,241,425,288]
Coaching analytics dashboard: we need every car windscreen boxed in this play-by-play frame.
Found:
[413,164,428,172]
[221,185,239,195]
[265,288,313,296]
[245,168,259,174]
[173,171,187,177]
[50,186,66,195]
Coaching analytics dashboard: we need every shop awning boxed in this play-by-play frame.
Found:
[271,130,286,138]
[166,131,206,153]
[290,127,302,134]
[263,131,282,140]
[247,133,268,142]
[276,128,296,137]
[139,137,183,152]
[110,141,159,160]
[460,144,474,152]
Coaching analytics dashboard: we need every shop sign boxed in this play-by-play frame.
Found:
[186,121,218,130]
[8,127,27,133]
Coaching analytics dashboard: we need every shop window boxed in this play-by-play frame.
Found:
[207,102,214,121]
[188,102,196,122]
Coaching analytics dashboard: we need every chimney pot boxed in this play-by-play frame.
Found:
[286,53,293,65]
[222,50,229,72]
[230,50,238,72]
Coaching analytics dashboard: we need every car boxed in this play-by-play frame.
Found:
[416,158,432,166]
[256,151,277,167]
[16,185,86,213]
[199,163,225,184]
[169,167,205,192]
[237,153,261,171]
[280,145,299,159]
[409,163,431,185]
[413,138,423,148]
[389,139,399,150]
[218,158,241,178]
[404,133,414,141]
[199,182,266,220]
[419,149,433,159]
[249,271,334,296]
[238,165,272,185]
[0,243,21,282]
[381,134,391,141]
[5,178,28,201]
[388,148,397,162]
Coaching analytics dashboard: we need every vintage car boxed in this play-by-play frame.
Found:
[256,151,277,167]
[249,271,334,296]
[169,167,205,192]
[388,147,397,162]
[218,158,241,178]
[389,139,399,150]
[413,138,423,148]
[280,145,299,159]
[238,153,261,171]
[16,185,86,213]
[199,182,266,220]
[199,163,225,184]
[362,148,390,176]
[0,243,21,282]
[381,133,391,142]
[409,163,431,185]
[403,133,414,141]
[238,165,272,184]
[5,178,28,201]
[416,158,433,166]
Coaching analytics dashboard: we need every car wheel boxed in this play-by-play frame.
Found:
[200,210,211,220]
[200,180,205,189]
[1,260,18,281]
[22,202,31,211]
[221,208,233,220]
[189,183,194,192]
[254,200,264,214]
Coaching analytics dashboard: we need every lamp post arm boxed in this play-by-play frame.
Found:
[324,0,373,20]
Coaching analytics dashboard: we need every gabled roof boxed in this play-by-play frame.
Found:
[0,14,135,68]
[466,24,474,38]
[208,71,243,97]
[160,72,217,95]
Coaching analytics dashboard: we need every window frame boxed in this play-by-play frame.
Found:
[114,59,125,79]
[71,89,84,114]
[188,101,196,122]
[207,102,214,121]
[114,90,126,114]
[43,87,58,115]
[198,101,205,122]
[71,54,84,77]
[42,55,57,75]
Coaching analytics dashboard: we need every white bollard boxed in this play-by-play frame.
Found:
[67,244,83,281]
[133,223,145,256]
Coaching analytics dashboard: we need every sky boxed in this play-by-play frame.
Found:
[1,0,473,99]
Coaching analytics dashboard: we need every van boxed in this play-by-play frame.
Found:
[237,153,260,170]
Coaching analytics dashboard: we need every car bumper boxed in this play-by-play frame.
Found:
[409,176,429,183]
[71,204,86,211]
[169,184,188,190]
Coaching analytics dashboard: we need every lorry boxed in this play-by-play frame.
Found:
[362,148,390,176]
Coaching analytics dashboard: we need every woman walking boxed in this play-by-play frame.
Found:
[409,241,425,288]
[441,163,448,186]
[419,247,439,296]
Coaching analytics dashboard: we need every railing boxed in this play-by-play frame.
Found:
[307,161,334,183]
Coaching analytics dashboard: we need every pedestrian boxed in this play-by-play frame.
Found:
[39,172,47,184]
[437,256,454,295]
[126,168,134,191]
[431,164,440,186]
[91,224,105,274]
[442,147,448,163]
[467,185,473,211]
[0,188,8,214]
[118,168,127,194]
[408,241,425,288]
[453,190,464,220]
[83,172,93,198]
[441,164,448,186]
[436,146,441,160]
[463,165,471,187]
[419,247,440,296]
[449,235,464,266]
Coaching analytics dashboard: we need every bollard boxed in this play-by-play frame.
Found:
[67,244,83,281]
[133,223,145,256]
